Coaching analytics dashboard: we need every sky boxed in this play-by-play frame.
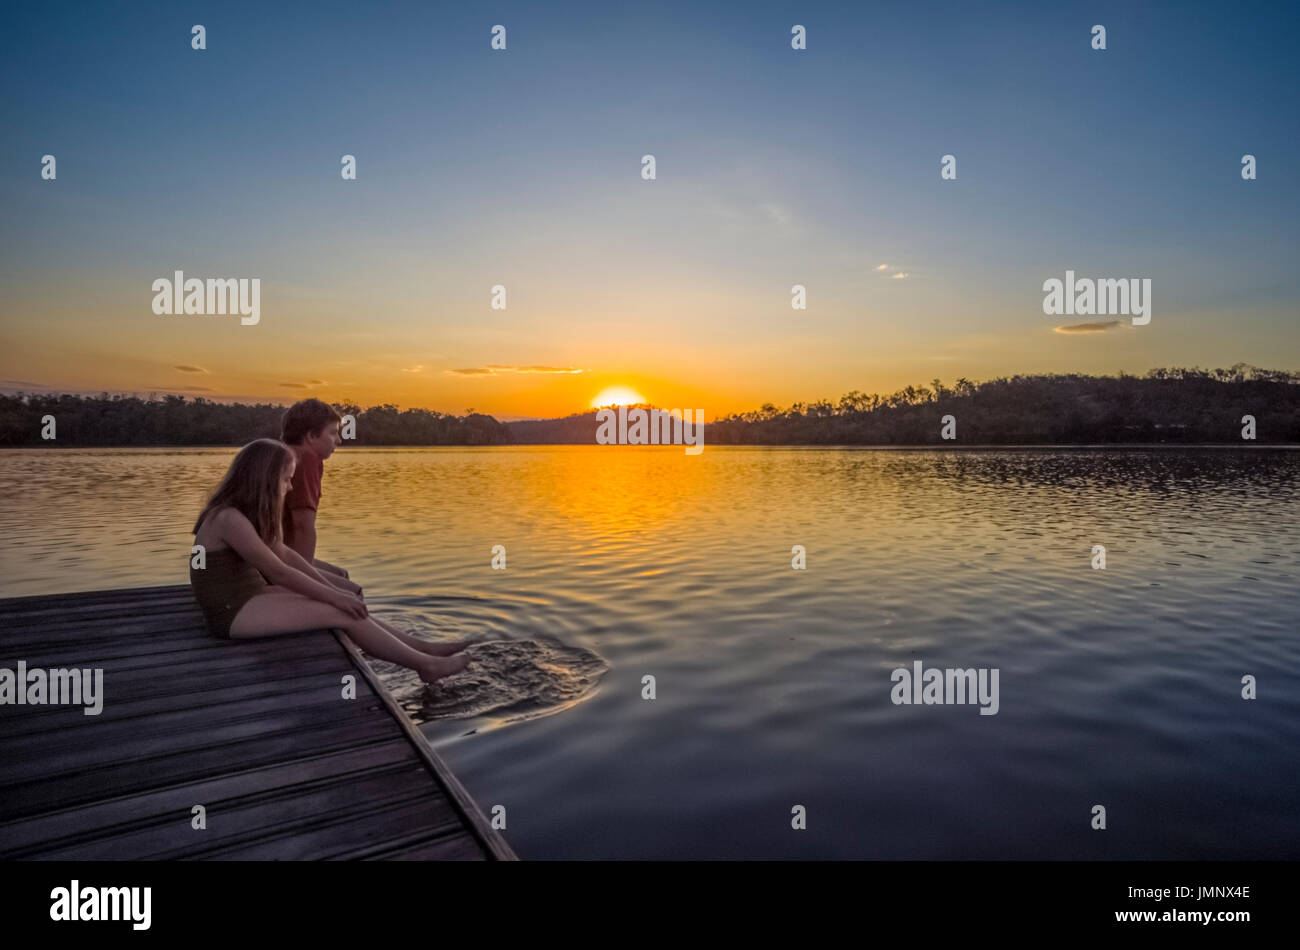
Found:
[1,0,1297,419]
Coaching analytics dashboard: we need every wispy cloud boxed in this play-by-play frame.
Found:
[402,365,425,373]
[760,202,790,225]
[447,365,585,376]
[1054,321,1122,334]
[279,382,308,388]
[890,272,909,279]
[174,365,208,374]
[875,263,889,271]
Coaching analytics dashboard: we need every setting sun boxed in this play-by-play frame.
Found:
[590,386,647,408]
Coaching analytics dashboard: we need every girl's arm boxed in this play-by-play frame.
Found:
[215,509,366,618]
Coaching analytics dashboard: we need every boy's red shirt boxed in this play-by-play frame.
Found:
[282,445,324,548]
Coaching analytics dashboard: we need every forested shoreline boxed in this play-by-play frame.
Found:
[2,365,1298,446]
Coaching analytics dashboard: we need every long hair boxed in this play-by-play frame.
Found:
[193,438,294,544]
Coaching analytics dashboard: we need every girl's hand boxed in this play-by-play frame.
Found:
[329,590,368,620]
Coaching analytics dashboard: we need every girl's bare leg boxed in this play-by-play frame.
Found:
[228,591,469,683]
[370,615,471,656]
[311,579,468,655]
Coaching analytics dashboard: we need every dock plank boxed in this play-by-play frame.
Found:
[0,584,517,861]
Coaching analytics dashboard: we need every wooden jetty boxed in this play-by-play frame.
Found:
[0,584,517,860]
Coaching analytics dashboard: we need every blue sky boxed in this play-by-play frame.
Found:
[1,0,1297,414]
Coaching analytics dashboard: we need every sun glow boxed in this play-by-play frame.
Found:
[591,386,646,408]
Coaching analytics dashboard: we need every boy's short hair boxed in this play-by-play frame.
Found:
[281,399,343,445]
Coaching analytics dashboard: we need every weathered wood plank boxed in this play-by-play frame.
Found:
[0,701,387,786]
[32,768,451,860]
[0,686,385,761]
[0,659,353,736]
[0,742,422,857]
[364,830,490,861]
[0,584,516,861]
[0,585,189,614]
[0,614,210,648]
[3,626,329,668]
[0,594,198,624]
[199,795,471,860]
[0,720,401,821]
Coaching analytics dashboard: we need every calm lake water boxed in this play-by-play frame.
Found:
[1,445,1298,859]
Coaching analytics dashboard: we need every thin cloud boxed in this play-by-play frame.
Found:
[402,365,425,373]
[447,365,585,376]
[875,263,889,271]
[279,382,308,388]
[174,365,208,374]
[1054,321,1122,334]
[890,272,909,279]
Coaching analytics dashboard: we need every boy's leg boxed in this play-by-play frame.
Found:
[314,558,348,578]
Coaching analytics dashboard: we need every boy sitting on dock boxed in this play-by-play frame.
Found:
[278,400,472,656]
[280,399,357,595]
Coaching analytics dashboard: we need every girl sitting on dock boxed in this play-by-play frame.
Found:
[190,438,470,684]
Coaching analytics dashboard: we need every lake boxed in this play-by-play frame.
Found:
[1,445,1297,858]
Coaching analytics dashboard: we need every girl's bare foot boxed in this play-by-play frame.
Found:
[415,639,471,657]
[417,653,470,685]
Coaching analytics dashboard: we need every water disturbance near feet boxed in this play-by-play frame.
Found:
[371,628,610,730]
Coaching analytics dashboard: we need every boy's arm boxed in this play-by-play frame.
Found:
[314,558,348,578]
[274,540,333,585]
[278,543,363,597]
[288,507,317,561]
[287,506,353,584]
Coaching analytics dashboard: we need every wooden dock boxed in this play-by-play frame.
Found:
[0,584,517,860]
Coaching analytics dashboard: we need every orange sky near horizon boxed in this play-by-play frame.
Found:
[2,286,1296,421]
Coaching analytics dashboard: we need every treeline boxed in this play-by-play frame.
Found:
[709,365,1300,444]
[2,365,1298,446]
[0,394,510,446]
[510,365,1300,444]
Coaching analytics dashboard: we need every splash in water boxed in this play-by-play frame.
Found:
[371,627,609,729]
